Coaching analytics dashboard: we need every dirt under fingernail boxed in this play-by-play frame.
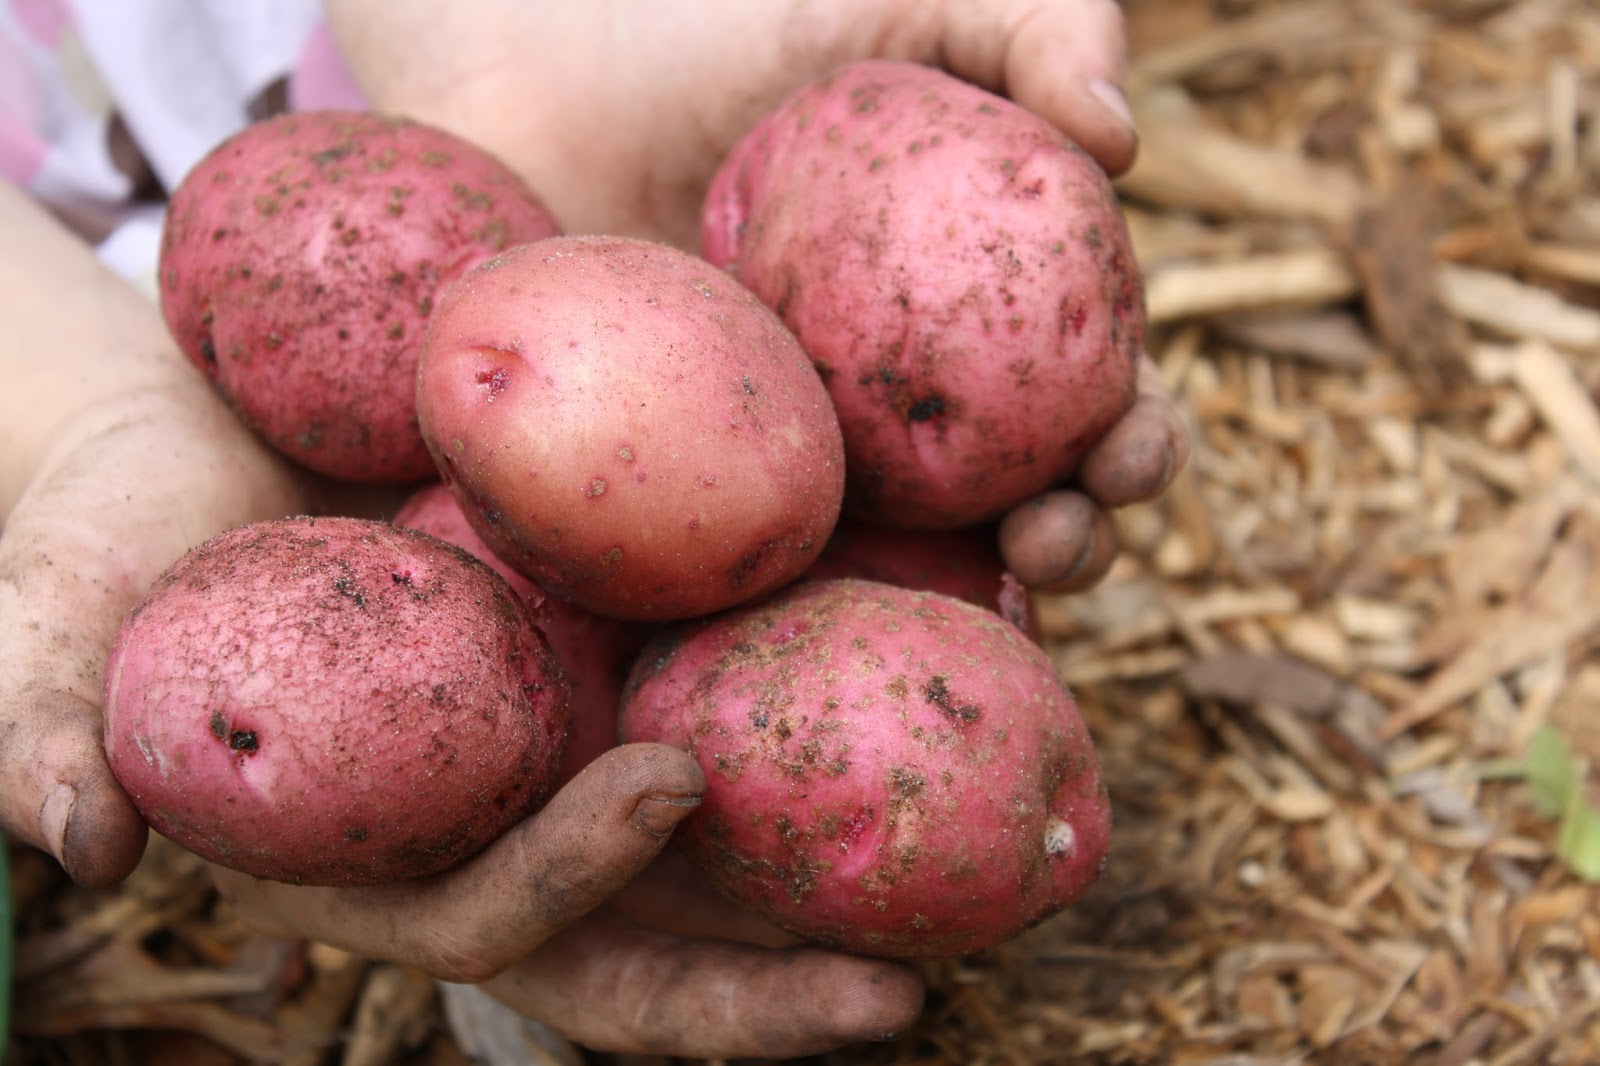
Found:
[633,792,703,838]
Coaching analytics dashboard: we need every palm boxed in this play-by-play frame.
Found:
[327,0,1135,249]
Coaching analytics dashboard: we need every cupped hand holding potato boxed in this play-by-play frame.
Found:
[326,0,1189,594]
[0,180,920,1057]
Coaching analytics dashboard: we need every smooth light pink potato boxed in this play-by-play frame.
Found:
[702,60,1144,529]
[160,110,562,483]
[393,482,649,785]
[619,578,1110,959]
[803,521,1039,641]
[103,516,571,887]
[415,235,846,622]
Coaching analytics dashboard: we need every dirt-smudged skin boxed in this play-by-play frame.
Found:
[415,235,847,622]
[702,60,1144,529]
[159,111,562,483]
[102,516,572,887]
[619,578,1111,959]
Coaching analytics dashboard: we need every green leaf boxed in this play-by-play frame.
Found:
[1556,795,1600,884]
[1477,727,1600,883]
[1474,755,1531,781]
[1523,726,1580,819]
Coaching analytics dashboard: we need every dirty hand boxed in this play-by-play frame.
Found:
[214,764,925,1060]
[0,180,920,1060]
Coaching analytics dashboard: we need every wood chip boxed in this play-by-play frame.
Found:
[1122,103,1370,227]
[1438,265,1600,350]
[1508,340,1600,487]
[1144,248,1361,324]
[1382,523,1600,737]
[1211,309,1381,368]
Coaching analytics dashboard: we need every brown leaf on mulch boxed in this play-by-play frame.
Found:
[1181,649,1345,717]
[1348,188,1473,390]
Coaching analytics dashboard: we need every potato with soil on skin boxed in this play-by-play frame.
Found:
[103,516,571,887]
[618,578,1110,959]
[393,482,651,786]
[160,110,563,483]
[702,59,1144,530]
[416,234,846,622]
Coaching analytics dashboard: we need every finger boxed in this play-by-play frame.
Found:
[609,848,799,949]
[0,520,146,887]
[0,687,147,887]
[997,490,1120,593]
[1076,357,1191,508]
[214,743,705,983]
[941,0,1138,176]
[482,909,925,1059]
[0,463,188,887]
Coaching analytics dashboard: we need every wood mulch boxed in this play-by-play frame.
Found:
[6,0,1599,1062]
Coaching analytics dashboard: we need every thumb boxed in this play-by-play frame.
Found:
[214,743,706,983]
[944,0,1139,176]
[0,690,148,887]
[0,496,155,887]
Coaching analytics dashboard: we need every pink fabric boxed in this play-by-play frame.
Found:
[0,115,45,185]
[0,12,46,186]
[11,0,68,47]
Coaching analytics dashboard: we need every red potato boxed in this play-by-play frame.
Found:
[160,110,562,483]
[393,482,649,785]
[416,235,846,622]
[702,60,1144,529]
[619,578,1110,959]
[103,516,571,887]
[803,521,1039,641]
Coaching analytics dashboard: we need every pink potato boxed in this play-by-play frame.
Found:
[393,482,650,785]
[160,110,563,483]
[103,516,571,887]
[702,60,1144,529]
[618,578,1110,959]
[803,521,1039,641]
[416,235,846,622]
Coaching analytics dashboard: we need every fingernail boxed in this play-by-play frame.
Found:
[1088,79,1135,132]
[632,791,702,839]
[1062,524,1097,584]
[40,783,76,866]
[1156,447,1177,491]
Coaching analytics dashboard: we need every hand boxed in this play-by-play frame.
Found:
[0,180,921,1057]
[327,0,1187,596]
[216,752,924,1059]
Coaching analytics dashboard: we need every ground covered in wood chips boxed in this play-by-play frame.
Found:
[7,0,1600,1063]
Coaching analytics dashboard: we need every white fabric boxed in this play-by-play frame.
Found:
[66,0,323,193]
